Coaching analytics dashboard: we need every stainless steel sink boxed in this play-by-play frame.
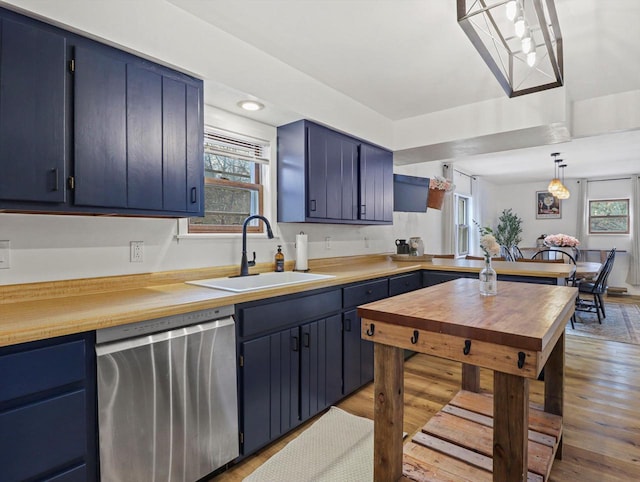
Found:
[186,271,335,293]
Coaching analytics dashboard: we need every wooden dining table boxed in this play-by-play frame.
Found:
[575,261,602,280]
[358,278,577,481]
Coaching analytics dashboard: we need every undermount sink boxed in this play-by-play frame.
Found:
[186,271,335,293]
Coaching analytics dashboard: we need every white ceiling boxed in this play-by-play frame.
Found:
[168,0,640,184]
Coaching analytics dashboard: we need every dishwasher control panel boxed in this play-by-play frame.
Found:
[96,305,235,344]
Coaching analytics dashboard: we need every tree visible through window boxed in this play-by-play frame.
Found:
[189,129,268,233]
[589,199,629,234]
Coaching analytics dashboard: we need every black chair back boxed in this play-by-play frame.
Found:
[500,245,514,261]
[532,249,577,285]
[591,248,616,294]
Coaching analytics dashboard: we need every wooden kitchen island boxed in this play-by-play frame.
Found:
[358,278,577,482]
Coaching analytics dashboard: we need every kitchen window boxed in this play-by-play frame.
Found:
[189,129,269,233]
[588,199,630,234]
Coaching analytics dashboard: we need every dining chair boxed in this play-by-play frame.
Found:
[432,254,455,259]
[574,248,616,324]
[531,249,578,286]
[499,246,514,261]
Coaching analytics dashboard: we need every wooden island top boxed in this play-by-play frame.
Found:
[0,254,575,348]
[359,278,577,482]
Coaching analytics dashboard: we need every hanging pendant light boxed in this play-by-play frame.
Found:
[555,164,571,199]
[547,153,563,194]
[505,0,519,21]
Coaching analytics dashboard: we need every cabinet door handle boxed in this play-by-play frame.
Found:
[303,332,310,348]
[361,204,366,216]
[190,187,197,204]
[51,168,59,192]
[366,289,373,295]
[344,318,351,332]
[310,199,316,212]
[292,336,299,352]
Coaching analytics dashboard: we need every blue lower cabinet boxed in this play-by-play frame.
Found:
[240,328,299,456]
[0,333,97,482]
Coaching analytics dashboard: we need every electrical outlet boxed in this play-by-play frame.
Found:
[325,236,331,250]
[0,240,10,269]
[130,241,144,262]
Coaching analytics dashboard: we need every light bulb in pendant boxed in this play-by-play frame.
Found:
[505,0,518,21]
[521,28,532,54]
[514,15,526,38]
[526,45,537,67]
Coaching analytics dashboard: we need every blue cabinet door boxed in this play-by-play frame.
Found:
[162,77,203,214]
[74,46,127,208]
[240,327,299,455]
[0,17,66,203]
[342,308,374,394]
[359,143,393,222]
[307,123,358,221]
[126,65,163,210]
[306,123,328,219]
[300,315,342,421]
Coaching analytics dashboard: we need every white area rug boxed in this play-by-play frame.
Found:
[243,407,374,482]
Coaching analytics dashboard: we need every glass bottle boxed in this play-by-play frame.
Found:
[275,245,285,272]
[479,256,497,296]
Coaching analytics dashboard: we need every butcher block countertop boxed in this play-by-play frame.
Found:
[0,255,574,348]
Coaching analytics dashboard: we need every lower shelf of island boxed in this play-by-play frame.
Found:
[402,390,563,482]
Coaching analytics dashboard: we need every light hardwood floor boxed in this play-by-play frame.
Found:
[214,298,640,481]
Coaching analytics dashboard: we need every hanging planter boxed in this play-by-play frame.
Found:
[427,176,454,210]
[427,188,446,210]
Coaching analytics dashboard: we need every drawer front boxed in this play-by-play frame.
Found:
[239,289,342,338]
[343,278,389,309]
[0,390,87,481]
[0,339,86,403]
[389,272,422,296]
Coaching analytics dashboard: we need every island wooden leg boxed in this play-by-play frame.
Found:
[374,343,404,482]
[461,363,480,392]
[544,331,565,459]
[493,371,529,482]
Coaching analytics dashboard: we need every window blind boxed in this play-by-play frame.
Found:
[204,129,269,164]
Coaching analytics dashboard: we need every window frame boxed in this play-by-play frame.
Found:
[189,128,268,234]
[588,198,630,234]
[454,193,471,257]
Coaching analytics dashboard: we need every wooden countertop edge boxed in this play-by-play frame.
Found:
[0,254,575,348]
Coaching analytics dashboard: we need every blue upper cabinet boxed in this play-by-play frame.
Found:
[73,43,204,215]
[0,17,66,203]
[0,7,204,217]
[277,119,392,225]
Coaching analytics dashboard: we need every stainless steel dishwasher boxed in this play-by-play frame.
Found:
[95,305,238,482]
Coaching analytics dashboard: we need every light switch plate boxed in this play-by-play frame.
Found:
[0,240,11,269]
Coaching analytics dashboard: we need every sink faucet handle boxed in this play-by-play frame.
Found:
[248,251,256,267]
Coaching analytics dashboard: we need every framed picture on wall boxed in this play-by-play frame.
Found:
[536,191,561,219]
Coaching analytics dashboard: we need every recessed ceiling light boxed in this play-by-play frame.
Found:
[238,100,264,111]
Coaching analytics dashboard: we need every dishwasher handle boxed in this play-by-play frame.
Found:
[96,316,235,356]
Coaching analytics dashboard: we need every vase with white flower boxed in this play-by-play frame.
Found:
[476,223,500,296]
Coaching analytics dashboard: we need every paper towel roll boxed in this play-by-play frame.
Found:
[295,233,308,271]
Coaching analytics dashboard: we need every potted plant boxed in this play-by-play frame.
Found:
[494,209,523,258]
[427,176,454,210]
